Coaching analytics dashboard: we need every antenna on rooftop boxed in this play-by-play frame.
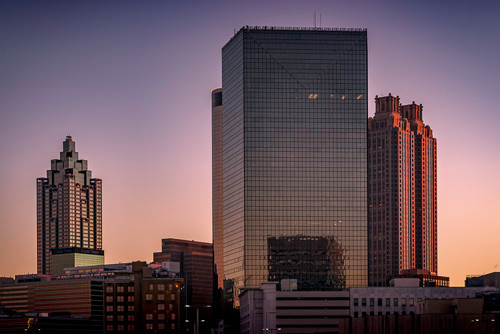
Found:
[320,14,322,28]
[314,12,316,28]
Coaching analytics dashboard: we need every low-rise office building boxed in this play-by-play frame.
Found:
[103,274,182,333]
[466,272,500,289]
[0,277,14,285]
[339,292,500,334]
[51,247,104,275]
[154,238,214,333]
[240,280,350,334]
[57,261,183,333]
[0,279,104,332]
[0,262,183,334]
[350,278,493,317]
[388,269,449,287]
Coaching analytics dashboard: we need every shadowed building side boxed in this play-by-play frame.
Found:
[212,88,223,290]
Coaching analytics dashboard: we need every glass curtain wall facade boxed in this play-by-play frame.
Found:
[221,27,368,305]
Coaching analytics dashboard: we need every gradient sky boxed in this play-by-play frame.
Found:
[0,0,499,286]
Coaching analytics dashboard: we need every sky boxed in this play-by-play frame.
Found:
[0,0,499,286]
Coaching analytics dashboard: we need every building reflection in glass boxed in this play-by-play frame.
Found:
[268,235,346,291]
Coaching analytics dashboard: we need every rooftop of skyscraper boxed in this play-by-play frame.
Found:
[223,25,367,49]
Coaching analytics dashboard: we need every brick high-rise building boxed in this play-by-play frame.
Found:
[153,238,213,332]
[368,94,437,286]
[37,136,103,275]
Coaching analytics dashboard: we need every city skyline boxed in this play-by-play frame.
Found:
[1,0,499,287]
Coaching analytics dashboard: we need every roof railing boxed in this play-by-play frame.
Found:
[244,25,366,32]
[223,26,366,50]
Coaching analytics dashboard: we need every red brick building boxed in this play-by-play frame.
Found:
[154,238,213,332]
[368,94,437,286]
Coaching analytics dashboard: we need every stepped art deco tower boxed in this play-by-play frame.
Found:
[368,94,437,286]
[37,136,103,275]
[216,26,368,305]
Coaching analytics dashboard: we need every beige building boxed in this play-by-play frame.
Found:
[51,247,104,275]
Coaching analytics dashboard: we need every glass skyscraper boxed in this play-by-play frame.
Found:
[216,26,368,305]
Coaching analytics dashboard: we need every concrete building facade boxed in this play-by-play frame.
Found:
[350,281,492,317]
[240,281,350,334]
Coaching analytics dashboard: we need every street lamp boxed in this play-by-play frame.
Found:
[185,304,211,334]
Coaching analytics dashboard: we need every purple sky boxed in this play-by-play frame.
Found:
[0,0,499,286]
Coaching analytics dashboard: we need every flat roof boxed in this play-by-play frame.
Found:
[223,25,367,50]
